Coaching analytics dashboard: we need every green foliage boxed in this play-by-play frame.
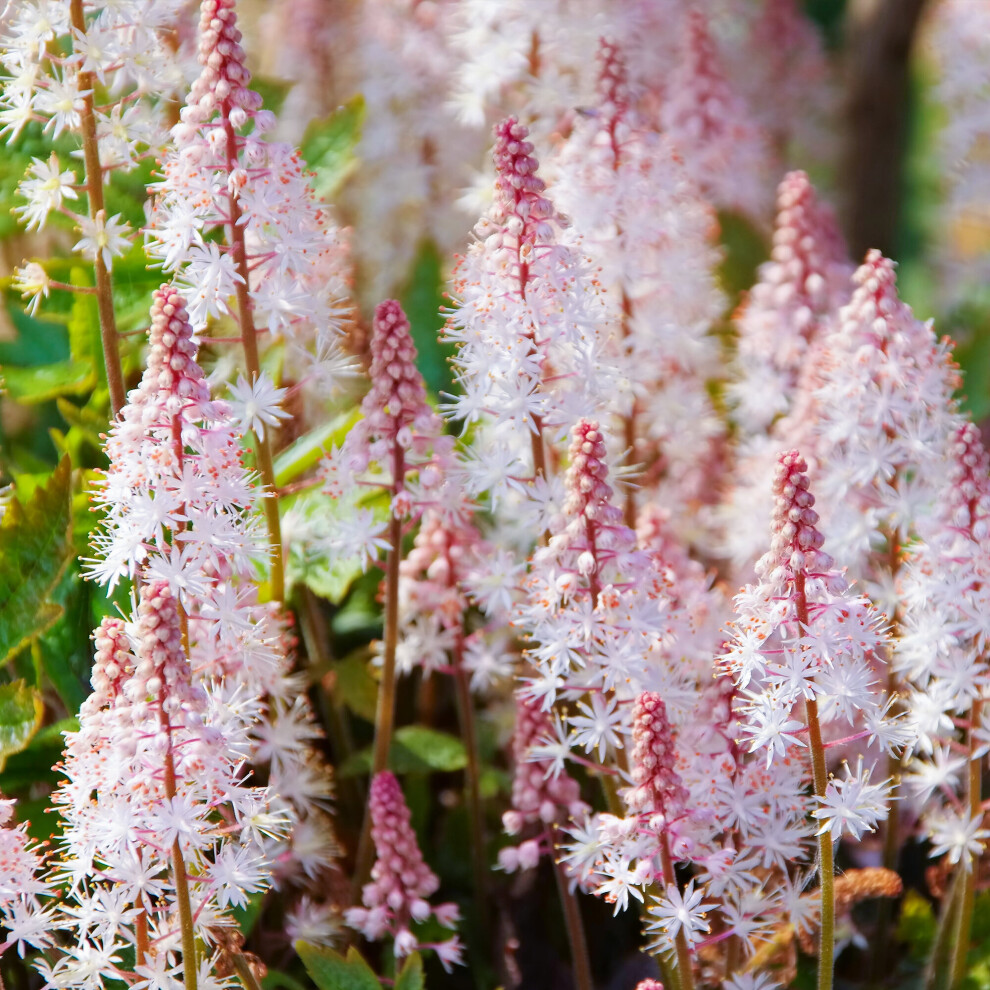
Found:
[395,953,424,990]
[400,241,453,396]
[332,652,378,723]
[2,360,94,404]
[717,209,768,301]
[0,456,73,665]
[0,714,73,783]
[295,943,382,990]
[300,95,365,200]
[897,890,936,963]
[340,725,468,777]
[0,680,43,772]
[274,409,361,487]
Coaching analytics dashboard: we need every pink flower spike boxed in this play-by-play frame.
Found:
[756,450,833,592]
[630,693,688,821]
[358,300,437,451]
[349,772,461,964]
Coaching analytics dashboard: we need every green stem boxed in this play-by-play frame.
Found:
[163,746,198,990]
[352,473,404,900]
[949,696,982,989]
[551,826,594,990]
[69,0,126,416]
[794,575,834,990]
[453,633,490,935]
[658,836,695,990]
[221,103,284,603]
[927,870,962,990]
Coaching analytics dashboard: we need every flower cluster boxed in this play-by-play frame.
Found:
[346,772,462,968]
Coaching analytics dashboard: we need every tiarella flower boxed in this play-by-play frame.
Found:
[444,118,617,505]
[813,250,962,583]
[324,299,447,567]
[14,152,78,231]
[659,10,773,220]
[499,690,587,873]
[717,450,905,977]
[346,772,461,965]
[552,39,726,527]
[227,372,292,440]
[718,170,852,579]
[645,879,715,958]
[0,797,52,958]
[728,170,851,437]
[44,585,282,984]
[73,211,132,268]
[145,0,351,401]
[897,422,990,886]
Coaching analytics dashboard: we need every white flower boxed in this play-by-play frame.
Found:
[812,759,891,842]
[928,809,990,871]
[73,211,132,268]
[12,262,51,316]
[227,372,292,439]
[15,153,77,230]
[645,879,715,957]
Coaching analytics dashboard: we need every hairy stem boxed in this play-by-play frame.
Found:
[221,105,284,603]
[453,632,490,934]
[950,696,983,988]
[231,952,265,990]
[353,454,405,899]
[551,825,594,990]
[658,835,695,990]
[69,0,125,416]
[163,747,198,990]
[795,575,834,990]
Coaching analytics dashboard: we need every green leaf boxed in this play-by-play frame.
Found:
[717,209,768,300]
[2,360,95,403]
[0,456,73,664]
[0,303,69,365]
[340,725,467,777]
[399,240,453,395]
[300,95,365,200]
[273,409,361,487]
[252,76,293,119]
[295,943,382,990]
[37,564,95,712]
[394,953,423,990]
[0,681,43,772]
[0,716,73,792]
[896,889,935,963]
[332,653,378,722]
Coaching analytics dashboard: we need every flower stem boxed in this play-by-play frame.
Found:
[353,459,405,899]
[452,632,490,935]
[69,0,125,416]
[221,104,284,603]
[805,696,835,990]
[795,574,834,990]
[163,746,198,990]
[949,696,982,989]
[231,952,265,990]
[659,835,695,990]
[552,825,594,990]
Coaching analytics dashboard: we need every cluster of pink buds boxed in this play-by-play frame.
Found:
[346,772,462,968]
[500,691,588,872]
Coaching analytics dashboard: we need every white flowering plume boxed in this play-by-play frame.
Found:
[897,422,990,871]
[39,586,284,990]
[146,0,351,397]
[552,39,726,525]
[444,117,617,506]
